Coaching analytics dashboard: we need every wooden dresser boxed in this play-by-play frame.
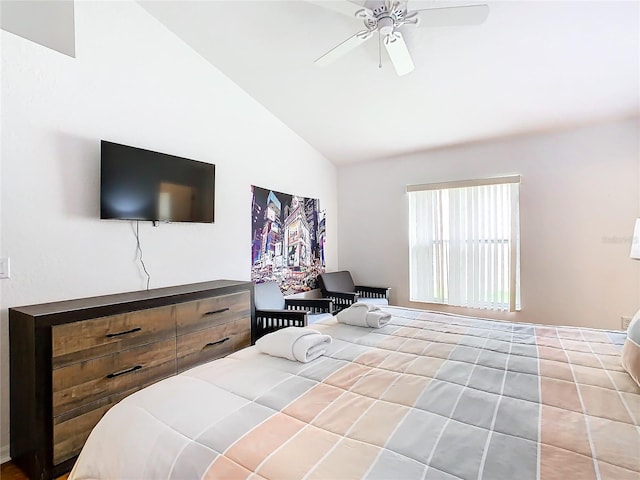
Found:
[9,280,254,480]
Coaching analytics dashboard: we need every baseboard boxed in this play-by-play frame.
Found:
[0,444,10,464]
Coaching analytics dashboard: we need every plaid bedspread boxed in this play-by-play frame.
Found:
[69,307,640,480]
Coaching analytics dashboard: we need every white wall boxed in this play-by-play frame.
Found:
[338,118,640,330]
[0,1,338,461]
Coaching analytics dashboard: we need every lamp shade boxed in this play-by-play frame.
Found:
[631,218,640,260]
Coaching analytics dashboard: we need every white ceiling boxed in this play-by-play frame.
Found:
[139,0,640,165]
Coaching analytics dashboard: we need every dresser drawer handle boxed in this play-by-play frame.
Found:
[203,337,230,349]
[105,327,142,338]
[106,365,142,379]
[203,307,229,317]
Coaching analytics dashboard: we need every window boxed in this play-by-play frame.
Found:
[407,176,521,311]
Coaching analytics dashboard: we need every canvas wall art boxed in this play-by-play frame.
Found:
[251,185,325,294]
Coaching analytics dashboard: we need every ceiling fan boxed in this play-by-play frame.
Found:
[309,0,489,76]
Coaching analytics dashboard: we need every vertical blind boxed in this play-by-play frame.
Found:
[407,176,521,311]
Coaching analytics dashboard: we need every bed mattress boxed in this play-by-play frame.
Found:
[69,306,639,480]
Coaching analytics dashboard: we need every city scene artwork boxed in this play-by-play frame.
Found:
[251,185,325,294]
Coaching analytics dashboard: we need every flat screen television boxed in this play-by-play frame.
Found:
[100,141,215,223]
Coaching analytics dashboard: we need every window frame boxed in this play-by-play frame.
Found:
[406,176,521,312]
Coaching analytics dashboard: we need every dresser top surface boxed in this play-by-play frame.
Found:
[9,280,253,318]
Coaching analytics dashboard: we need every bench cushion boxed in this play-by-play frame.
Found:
[356,297,389,306]
[319,271,356,293]
[254,281,286,310]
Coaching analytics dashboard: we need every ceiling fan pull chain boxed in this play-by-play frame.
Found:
[378,30,382,69]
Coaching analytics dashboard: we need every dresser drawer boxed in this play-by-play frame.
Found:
[52,380,159,465]
[52,337,176,417]
[177,317,251,372]
[52,390,130,465]
[175,291,250,336]
[52,305,175,368]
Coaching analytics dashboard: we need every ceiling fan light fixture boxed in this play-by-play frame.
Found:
[378,16,395,36]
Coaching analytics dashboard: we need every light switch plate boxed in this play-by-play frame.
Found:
[0,258,10,279]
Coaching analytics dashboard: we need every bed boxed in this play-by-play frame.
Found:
[68,306,639,480]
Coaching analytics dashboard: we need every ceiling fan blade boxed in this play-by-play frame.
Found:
[384,31,414,76]
[304,0,372,19]
[314,30,374,66]
[413,4,489,27]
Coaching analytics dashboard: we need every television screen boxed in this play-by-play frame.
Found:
[100,141,215,223]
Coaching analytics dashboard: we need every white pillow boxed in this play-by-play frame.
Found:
[621,308,640,387]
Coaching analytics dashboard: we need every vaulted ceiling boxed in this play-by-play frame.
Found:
[140,1,640,164]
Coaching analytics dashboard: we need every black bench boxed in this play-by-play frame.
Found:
[318,271,390,312]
